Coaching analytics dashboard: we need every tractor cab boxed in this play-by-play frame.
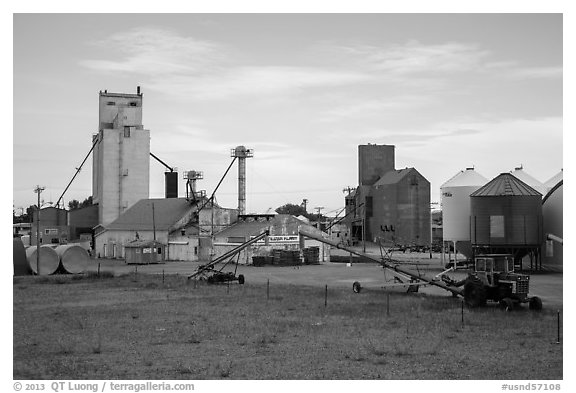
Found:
[474,254,515,287]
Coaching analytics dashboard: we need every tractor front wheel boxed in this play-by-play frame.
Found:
[463,279,487,308]
[529,296,543,311]
[352,281,362,293]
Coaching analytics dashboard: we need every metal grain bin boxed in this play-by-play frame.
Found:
[542,180,563,272]
[25,245,60,275]
[55,244,90,274]
[441,168,488,242]
[470,173,543,247]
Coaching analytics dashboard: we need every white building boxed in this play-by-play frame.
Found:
[94,197,237,261]
[92,88,150,226]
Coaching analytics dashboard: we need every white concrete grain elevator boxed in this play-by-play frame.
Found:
[92,87,150,226]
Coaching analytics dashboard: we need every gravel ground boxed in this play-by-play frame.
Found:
[85,245,563,309]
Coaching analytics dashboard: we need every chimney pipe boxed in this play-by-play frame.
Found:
[231,146,254,215]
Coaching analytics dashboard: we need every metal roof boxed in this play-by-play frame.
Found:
[373,168,414,186]
[470,173,542,197]
[441,168,488,188]
[544,169,563,189]
[105,198,196,231]
[215,214,310,238]
[510,168,547,196]
[124,240,164,248]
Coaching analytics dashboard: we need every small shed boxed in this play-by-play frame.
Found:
[124,240,165,265]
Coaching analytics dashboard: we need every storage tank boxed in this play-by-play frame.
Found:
[25,245,60,275]
[510,166,547,197]
[470,173,543,249]
[542,179,563,272]
[165,171,178,198]
[440,168,488,258]
[55,244,90,274]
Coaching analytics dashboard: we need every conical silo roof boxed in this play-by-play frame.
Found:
[441,167,488,188]
[471,173,542,197]
[510,167,547,196]
[544,169,563,189]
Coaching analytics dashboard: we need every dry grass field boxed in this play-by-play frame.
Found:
[13,273,562,380]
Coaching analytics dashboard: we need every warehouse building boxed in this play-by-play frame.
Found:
[94,197,237,261]
[345,144,430,247]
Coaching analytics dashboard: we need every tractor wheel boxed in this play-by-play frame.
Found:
[352,281,362,293]
[238,274,245,285]
[499,297,514,311]
[463,279,487,308]
[529,296,543,311]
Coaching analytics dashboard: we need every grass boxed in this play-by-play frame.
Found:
[13,273,562,380]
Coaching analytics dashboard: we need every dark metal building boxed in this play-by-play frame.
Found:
[345,144,431,247]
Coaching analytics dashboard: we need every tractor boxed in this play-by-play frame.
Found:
[455,254,542,310]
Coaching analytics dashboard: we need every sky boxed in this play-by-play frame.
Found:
[12,12,563,216]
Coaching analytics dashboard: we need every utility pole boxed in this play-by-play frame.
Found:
[314,206,325,262]
[314,206,324,228]
[34,185,45,274]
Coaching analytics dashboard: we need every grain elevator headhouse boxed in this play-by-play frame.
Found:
[92,87,150,226]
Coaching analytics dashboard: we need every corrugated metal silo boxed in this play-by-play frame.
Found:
[542,179,563,271]
[440,168,488,258]
[470,173,543,256]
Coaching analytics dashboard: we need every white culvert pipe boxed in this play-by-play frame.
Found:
[26,245,60,275]
[55,245,90,274]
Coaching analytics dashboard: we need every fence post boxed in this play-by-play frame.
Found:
[556,310,561,344]
[324,285,328,307]
[267,279,270,301]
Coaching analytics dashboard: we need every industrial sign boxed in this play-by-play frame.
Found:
[251,235,299,245]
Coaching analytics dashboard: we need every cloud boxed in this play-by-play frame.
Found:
[80,27,224,75]
[334,40,491,75]
[509,66,563,79]
[316,95,438,123]
[146,66,372,100]
[325,40,562,82]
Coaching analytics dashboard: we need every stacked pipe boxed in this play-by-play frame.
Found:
[25,246,60,275]
[21,244,91,276]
